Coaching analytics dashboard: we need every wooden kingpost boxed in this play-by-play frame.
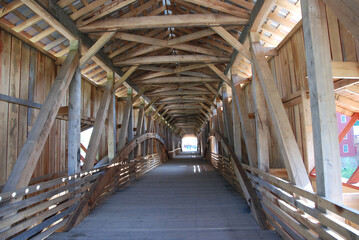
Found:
[301,0,343,202]
[251,62,270,172]
[68,40,81,175]
[147,109,154,154]
[135,99,145,157]
[108,72,116,160]
[127,95,134,159]
[117,88,133,150]
[221,83,233,145]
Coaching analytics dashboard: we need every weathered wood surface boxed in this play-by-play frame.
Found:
[49,155,280,240]
[2,45,79,193]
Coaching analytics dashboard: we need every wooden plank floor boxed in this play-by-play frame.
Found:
[49,153,281,240]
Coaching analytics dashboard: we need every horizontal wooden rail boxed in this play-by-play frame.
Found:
[206,131,268,229]
[206,132,359,239]
[0,133,168,239]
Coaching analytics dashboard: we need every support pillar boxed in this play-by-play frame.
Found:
[117,88,132,150]
[107,74,116,161]
[68,53,81,175]
[301,0,343,201]
[251,70,270,172]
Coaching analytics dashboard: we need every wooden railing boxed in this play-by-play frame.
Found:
[0,133,167,240]
[206,131,359,240]
[168,148,181,158]
[209,152,242,193]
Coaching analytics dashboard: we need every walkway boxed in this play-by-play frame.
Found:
[49,153,281,240]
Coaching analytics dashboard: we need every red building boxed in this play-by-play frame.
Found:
[337,112,356,157]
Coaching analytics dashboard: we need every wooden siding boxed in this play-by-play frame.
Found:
[0,29,129,185]
[247,5,358,169]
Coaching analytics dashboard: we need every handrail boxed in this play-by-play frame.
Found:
[207,131,268,230]
[206,131,359,239]
[0,133,168,239]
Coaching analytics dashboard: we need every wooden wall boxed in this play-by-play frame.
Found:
[0,29,129,186]
[248,5,359,170]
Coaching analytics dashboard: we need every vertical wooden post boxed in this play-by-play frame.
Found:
[147,109,154,154]
[251,70,270,172]
[135,99,145,157]
[231,86,241,161]
[301,0,343,201]
[83,73,114,170]
[68,40,81,175]
[222,84,234,145]
[301,89,315,173]
[216,98,224,137]
[107,74,116,160]
[117,88,132,150]
[128,99,134,159]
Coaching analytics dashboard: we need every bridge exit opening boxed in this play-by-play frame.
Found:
[181,134,198,152]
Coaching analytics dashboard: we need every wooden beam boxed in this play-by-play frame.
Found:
[0,93,42,109]
[108,75,116,160]
[83,73,114,170]
[80,14,248,32]
[251,42,313,192]
[114,66,137,90]
[301,89,315,174]
[2,44,79,192]
[207,64,232,86]
[152,103,166,119]
[135,100,145,157]
[80,32,116,68]
[211,26,251,59]
[0,0,23,18]
[221,84,233,145]
[204,83,220,97]
[182,0,250,18]
[132,87,148,103]
[136,77,219,85]
[251,69,270,172]
[168,27,234,46]
[77,0,136,27]
[145,97,159,111]
[301,0,343,201]
[114,55,230,66]
[112,32,226,57]
[117,89,133,150]
[68,43,81,175]
[321,0,359,42]
[127,98,134,159]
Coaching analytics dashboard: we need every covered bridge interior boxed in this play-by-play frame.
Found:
[0,0,359,239]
